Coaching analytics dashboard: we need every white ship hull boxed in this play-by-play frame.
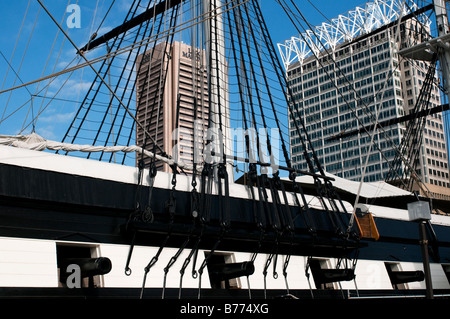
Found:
[0,145,449,299]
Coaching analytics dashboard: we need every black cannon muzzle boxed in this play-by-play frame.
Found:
[388,270,425,285]
[315,268,355,284]
[61,257,112,278]
[208,261,255,281]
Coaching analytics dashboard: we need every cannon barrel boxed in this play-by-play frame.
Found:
[388,270,425,285]
[319,269,355,284]
[308,259,355,285]
[313,269,355,285]
[61,257,112,278]
[208,261,255,281]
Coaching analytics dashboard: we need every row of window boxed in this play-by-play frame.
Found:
[288,42,391,85]
[428,168,449,179]
[427,158,448,169]
[292,85,397,119]
[429,179,450,188]
[425,138,447,150]
[426,148,448,160]
[289,63,396,100]
[426,120,444,131]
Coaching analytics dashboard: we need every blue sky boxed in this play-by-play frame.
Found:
[0,0,447,171]
[0,0,369,141]
[261,0,370,43]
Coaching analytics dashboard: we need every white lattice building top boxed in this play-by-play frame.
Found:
[277,0,432,69]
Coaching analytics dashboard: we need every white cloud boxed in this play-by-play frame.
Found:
[35,109,75,141]
[68,80,92,93]
[38,111,75,123]
[95,25,112,36]
[46,76,92,98]
[35,126,57,140]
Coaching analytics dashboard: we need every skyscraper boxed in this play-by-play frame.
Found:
[278,1,450,199]
[135,41,209,173]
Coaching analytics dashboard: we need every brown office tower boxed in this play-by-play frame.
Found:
[135,41,209,173]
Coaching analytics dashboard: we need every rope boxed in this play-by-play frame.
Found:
[140,163,178,299]
[0,133,194,170]
[32,0,72,135]
[0,0,31,99]
[0,1,253,99]
[348,0,407,233]
[36,0,165,158]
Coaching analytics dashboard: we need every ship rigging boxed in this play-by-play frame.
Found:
[0,0,449,300]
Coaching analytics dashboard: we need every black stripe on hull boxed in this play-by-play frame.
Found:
[0,163,449,263]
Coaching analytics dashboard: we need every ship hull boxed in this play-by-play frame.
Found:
[0,145,449,299]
